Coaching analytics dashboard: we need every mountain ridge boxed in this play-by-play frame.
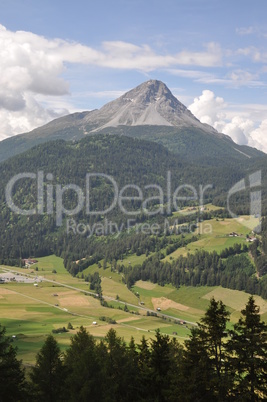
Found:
[0,80,264,163]
[82,80,221,135]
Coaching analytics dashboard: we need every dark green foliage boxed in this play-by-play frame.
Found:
[104,328,137,402]
[106,125,263,166]
[30,335,65,402]
[99,316,117,324]
[0,133,266,266]
[51,326,68,334]
[124,250,267,299]
[148,330,183,402]
[0,133,266,299]
[64,326,106,401]
[180,298,232,402]
[180,326,212,401]
[1,296,267,401]
[0,325,26,402]
[227,297,267,401]
[88,271,102,299]
[0,119,263,164]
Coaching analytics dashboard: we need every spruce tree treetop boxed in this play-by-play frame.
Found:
[228,296,267,402]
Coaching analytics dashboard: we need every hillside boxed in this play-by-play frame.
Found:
[0,133,266,302]
[97,125,263,165]
[0,80,264,164]
[0,133,263,262]
[1,254,267,365]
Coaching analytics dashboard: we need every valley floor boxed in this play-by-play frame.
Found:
[1,253,266,364]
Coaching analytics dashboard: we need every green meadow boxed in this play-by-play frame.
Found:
[0,214,265,363]
[164,216,259,260]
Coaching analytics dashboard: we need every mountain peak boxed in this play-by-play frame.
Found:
[84,79,216,133]
[125,79,176,102]
[0,79,263,164]
[120,79,186,111]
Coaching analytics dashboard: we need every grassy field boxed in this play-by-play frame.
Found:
[0,256,197,363]
[133,281,267,323]
[0,212,265,364]
[164,216,259,261]
[171,203,223,217]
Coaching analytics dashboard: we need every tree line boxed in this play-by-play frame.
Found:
[122,246,267,299]
[1,296,266,401]
[1,133,265,265]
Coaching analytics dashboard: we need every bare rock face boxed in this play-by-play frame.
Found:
[82,80,218,134]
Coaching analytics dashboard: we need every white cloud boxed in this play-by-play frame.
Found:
[0,93,69,141]
[75,90,126,99]
[189,90,267,153]
[0,90,26,111]
[0,23,266,155]
[218,117,253,145]
[62,40,222,69]
[227,69,263,87]
[0,24,223,139]
[236,26,255,35]
[167,68,211,79]
[188,90,226,126]
[236,26,267,39]
[0,24,72,138]
[249,120,267,151]
[168,67,265,88]
[237,46,267,63]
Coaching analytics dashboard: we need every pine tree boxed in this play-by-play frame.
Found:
[0,324,26,402]
[228,296,267,401]
[125,337,140,402]
[200,298,230,384]
[30,334,65,402]
[165,337,184,402]
[104,328,131,402]
[64,326,104,401]
[149,329,174,402]
[181,298,232,401]
[180,326,212,402]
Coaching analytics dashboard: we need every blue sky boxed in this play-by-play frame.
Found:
[0,0,267,151]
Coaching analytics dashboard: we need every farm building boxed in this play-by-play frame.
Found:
[23,258,38,267]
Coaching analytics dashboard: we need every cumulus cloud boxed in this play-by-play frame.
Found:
[0,25,72,138]
[218,117,253,145]
[0,93,69,140]
[188,90,226,126]
[249,120,267,151]
[0,23,266,155]
[0,24,223,139]
[189,90,267,153]
[0,27,69,97]
[0,90,26,111]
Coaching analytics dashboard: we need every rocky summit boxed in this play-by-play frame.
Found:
[82,80,218,134]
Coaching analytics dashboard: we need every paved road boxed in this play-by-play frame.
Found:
[0,266,197,327]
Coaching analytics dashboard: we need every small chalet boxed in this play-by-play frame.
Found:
[246,236,257,242]
[229,232,238,237]
[23,258,38,267]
